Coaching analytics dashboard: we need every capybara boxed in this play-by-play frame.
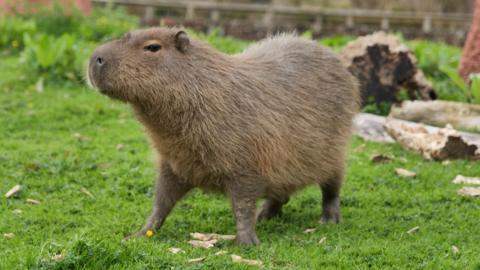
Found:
[88,27,360,245]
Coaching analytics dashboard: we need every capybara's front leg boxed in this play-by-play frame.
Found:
[126,163,191,239]
[227,179,263,245]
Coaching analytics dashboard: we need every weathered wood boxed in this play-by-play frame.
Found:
[339,32,436,106]
[353,113,480,146]
[389,100,480,130]
[384,118,480,160]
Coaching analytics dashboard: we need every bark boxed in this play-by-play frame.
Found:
[354,113,480,161]
[340,32,436,106]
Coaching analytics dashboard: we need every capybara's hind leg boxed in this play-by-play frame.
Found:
[319,171,343,224]
[227,178,264,245]
[125,163,191,239]
[256,197,289,222]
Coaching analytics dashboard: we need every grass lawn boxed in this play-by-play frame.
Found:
[1,51,480,270]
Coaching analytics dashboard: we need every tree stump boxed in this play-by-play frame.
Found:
[459,0,480,81]
[339,32,436,107]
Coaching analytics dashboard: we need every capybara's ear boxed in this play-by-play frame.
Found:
[174,31,189,53]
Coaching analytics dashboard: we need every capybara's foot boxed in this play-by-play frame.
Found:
[256,197,289,222]
[320,209,341,224]
[236,232,260,246]
[123,229,149,241]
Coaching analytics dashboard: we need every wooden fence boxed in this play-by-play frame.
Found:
[92,0,473,42]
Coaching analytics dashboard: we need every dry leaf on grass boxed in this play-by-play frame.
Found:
[26,198,40,205]
[442,160,451,166]
[72,132,89,141]
[168,247,184,254]
[80,187,95,199]
[188,239,217,249]
[51,254,64,262]
[190,232,235,241]
[318,237,327,244]
[457,187,480,197]
[452,175,480,185]
[187,257,206,263]
[231,255,263,266]
[116,144,125,151]
[5,185,22,198]
[407,226,420,234]
[215,250,228,256]
[370,154,393,163]
[395,168,416,178]
[12,209,22,215]
[451,245,460,254]
[3,233,14,239]
[303,228,316,234]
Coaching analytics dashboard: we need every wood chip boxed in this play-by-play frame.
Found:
[395,168,416,178]
[80,187,95,199]
[457,187,480,197]
[451,245,460,254]
[5,184,22,198]
[190,232,235,241]
[370,154,393,163]
[26,198,40,205]
[3,233,14,239]
[188,239,217,249]
[51,254,64,262]
[215,250,228,256]
[303,228,316,234]
[187,257,206,263]
[168,247,184,254]
[231,255,263,266]
[318,236,327,244]
[452,175,480,185]
[407,226,420,234]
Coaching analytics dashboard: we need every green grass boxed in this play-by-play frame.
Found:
[1,46,480,269]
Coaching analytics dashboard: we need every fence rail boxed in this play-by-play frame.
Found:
[92,0,473,35]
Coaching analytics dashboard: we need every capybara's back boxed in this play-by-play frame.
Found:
[231,34,360,196]
[88,28,360,245]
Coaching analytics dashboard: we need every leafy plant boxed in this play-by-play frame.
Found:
[439,65,480,104]
[190,28,249,54]
[470,74,480,104]
[21,33,95,82]
[0,16,37,51]
[319,35,354,51]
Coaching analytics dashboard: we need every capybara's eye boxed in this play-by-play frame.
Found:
[144,44,162,52]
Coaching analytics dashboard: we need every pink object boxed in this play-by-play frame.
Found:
[0,0,91,15]
[459,0,480,81]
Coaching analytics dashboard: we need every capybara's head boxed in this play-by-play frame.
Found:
[87,28,190,102]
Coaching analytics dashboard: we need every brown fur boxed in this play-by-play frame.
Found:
[88,27,360,245]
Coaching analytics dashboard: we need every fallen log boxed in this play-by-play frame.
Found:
[384,119,480,160]
[389,100,480,130]
[354,113,480,160]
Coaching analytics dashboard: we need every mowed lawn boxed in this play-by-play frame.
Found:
[1,54,480,270]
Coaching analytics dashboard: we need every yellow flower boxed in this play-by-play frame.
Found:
[146,230,154,238]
